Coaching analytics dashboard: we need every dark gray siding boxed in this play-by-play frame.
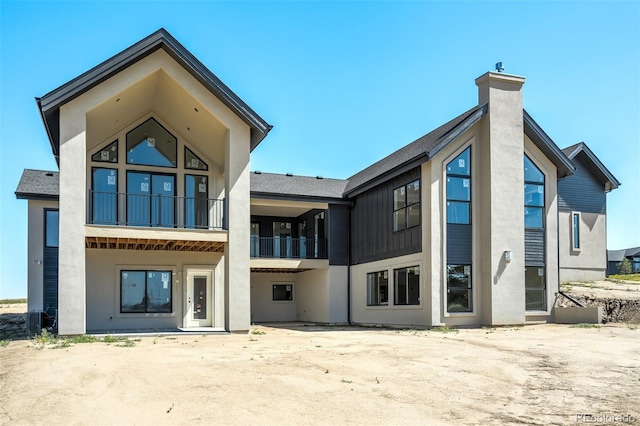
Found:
[525,229,545,266]
[558,154,606,213]
[328,204,349,265]
[350,168,421,265]
[447,224,472,264]
[43,246,58,326]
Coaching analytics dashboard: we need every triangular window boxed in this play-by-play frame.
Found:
[126,118,177,168]
[185,147,208,171]
[91,140,118,163]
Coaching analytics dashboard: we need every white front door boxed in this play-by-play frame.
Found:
[185,269,213,327]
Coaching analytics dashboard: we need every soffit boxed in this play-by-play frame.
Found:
[86,69,227,168]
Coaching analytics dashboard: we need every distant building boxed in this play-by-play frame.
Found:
[607,248,640,275]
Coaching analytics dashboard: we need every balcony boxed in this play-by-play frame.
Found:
[85,191,227,252]
[88,190,225,230]
[250,237,327,259]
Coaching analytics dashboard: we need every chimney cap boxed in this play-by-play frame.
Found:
[495,62,504,72]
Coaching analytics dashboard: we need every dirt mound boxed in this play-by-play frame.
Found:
[559,280,640,324]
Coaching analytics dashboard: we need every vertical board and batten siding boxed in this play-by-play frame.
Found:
[43,246,59,321]
[328,204,349,265]
[447,224,472,264]
[350,168,422,265]
[558,154,606,213]
[525,229,545,266]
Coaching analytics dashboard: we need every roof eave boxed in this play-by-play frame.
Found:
[566,142,620,191]
[250,192,350,205]
[15,192,59,201]
[523,110,576,178]
[37,28,272,157]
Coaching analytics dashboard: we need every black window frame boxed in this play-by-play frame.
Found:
[393,266,420,306]
[272,284,293,301]
[366,270,389,306]
[120,270,173,314]
[91,139,119,163]
[125,170,177,228]
[91,167,119,225]
[44,208,60,248]
[524,155,545,229]
[184,146,209,171]
[446,264,472,313]
[126,117,178,168]
[446,147,471,225]
[393,179,421,232]
[525,266,547,311]
[184,174,209,229]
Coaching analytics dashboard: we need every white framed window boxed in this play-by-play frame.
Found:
[571,212,581,251]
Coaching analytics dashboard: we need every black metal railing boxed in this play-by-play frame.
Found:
[250,237,327,259]
[88,190,225,230]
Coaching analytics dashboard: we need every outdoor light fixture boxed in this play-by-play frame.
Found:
[503,251,513,263]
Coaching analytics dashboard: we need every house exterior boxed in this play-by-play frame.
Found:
[607,247,640,276]
[17,29,620,334]
[557,143,620,281]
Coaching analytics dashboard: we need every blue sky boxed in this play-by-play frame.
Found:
[1,1,638,298]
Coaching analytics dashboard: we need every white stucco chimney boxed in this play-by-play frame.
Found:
[475,70,527,326]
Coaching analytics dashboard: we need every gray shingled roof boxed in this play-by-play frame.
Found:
[250,172,348,200]
[608,247,640,262]
[15,169,59,200]
[561,142,620,191]
[344,104,486,195]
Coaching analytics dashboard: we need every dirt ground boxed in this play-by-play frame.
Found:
[1,304,639,425]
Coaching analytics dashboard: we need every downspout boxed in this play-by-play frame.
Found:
[347,204,352,325]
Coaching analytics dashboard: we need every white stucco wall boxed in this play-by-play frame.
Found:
[476,72,526,326]
[351,252,427,327]
[250,273,298,322]
[559,211,607,281]
[85,249,222,331]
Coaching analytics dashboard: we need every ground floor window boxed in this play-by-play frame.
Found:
[525,266,546,311]
[121,270,172,313]
[447,264,472,312]
[394,266,420,305]
[273,284,293,301]
[366,271,389,306]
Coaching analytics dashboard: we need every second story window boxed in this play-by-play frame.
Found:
[524,155,545,228]
[126,118,177,168]
[393,180,420,231]
[446,147,471,224]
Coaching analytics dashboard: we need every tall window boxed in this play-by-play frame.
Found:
[393,180,420,231]
[185,175,208,229]
[366,271,389,306]
[524,155,546,311]
[394,266,420,305]
[572,212,581,250]
[525,267,546,311]
[524,155,544,228]
[447,265,472,312]
[446,147,471,224]
[92,168,118,225]
[121,270,172,313]
[45,209,59,247]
